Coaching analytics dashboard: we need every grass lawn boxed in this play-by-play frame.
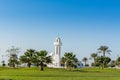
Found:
[0,67,120,80]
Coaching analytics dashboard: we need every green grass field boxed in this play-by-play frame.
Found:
[0,67,120,80]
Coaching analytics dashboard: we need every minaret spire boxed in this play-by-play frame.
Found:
[54,37,62,67]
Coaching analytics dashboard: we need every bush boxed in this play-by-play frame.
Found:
[85,64,89,67]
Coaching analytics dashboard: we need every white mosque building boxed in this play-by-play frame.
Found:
[47,37,83,68]
[48,37,62,68]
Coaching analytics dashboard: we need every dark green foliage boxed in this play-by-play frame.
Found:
[8,54,18,67]
[61,57,66,67]
[108,60,116,67]
[116,57,120,66]
[96,56,111,69]
[1,60,6,67]
[82,57,88,66]
[117,57,120,61]
[36,50,52,71]
[85,64,89,67]
[19,49,36,68]
[98,46,111,57]
[91,53,97,67]
[63,52,78,70]
[7,46,20,68]
[20,49,51,70]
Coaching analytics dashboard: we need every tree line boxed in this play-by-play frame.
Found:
[1,45,120,71]
[82,46,120,69]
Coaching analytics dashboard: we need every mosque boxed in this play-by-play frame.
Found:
[47,37,83,68]
[47,37,62,68]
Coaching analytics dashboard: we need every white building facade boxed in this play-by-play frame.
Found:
[48,37,62,68]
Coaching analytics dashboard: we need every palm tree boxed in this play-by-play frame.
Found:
[19,55,28,65]
[91,53,97,66]
[116,57,120,66]
[20,49,36,68]
[98,46,111,57]
[8,53,18,67]
[110,60,116,67]
[61,57,66,67]
[63,52,78,70]
[6,46,20,67]
[36,50,51,71]
[6,46,20,55]
[117,57,120,62]
[96,56,111,69]
[82,57,88,66]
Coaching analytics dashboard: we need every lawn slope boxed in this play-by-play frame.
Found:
[0,67,120,80]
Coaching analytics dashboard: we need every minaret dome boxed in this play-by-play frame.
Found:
[54,37,62,46]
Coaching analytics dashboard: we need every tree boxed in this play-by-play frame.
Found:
[1,55,5,66]
[6,46,20,68]
[96,56,111,69]
[61,57,66,67]
[20,49,36,68]
[98,46,111,57]
[91,53,97,66]
[63,52,78,70]
[36,50,51,71]
[82,57,88,67]
[1,60,5,66]
[8,53,18,67]
[108,60,116,67]
[117,57,120,62]
[116,57,120,66]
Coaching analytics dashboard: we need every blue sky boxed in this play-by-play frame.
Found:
[0,0,120,63]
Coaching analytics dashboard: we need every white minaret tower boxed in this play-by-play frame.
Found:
[54,37,62,67]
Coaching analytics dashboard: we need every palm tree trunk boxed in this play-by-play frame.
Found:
[13,63,15,68]
[94,58,96,66]
[85,61,86,66]
[102,64,104,69]
[103,51,105,57]
[40,62,44,71]
[27,62,31,68]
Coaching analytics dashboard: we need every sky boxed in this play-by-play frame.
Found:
[0,0,120,64]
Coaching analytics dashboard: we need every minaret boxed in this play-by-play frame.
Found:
[54,37,62,67]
